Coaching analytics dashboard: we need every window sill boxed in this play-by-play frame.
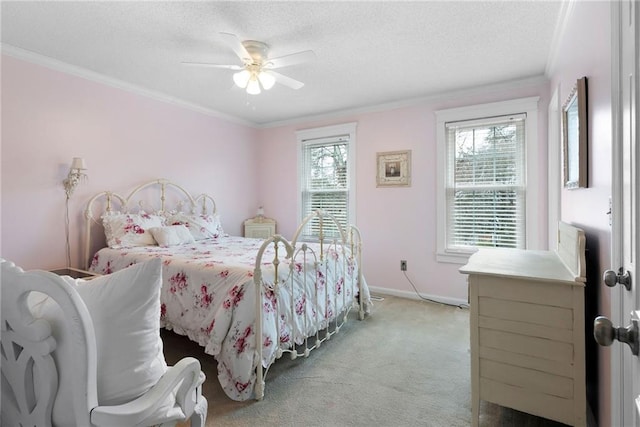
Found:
[436,250,476,265]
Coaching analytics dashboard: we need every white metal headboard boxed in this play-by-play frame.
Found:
[83,179,217,269]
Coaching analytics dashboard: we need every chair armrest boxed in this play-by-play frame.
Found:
[90,357,205,426]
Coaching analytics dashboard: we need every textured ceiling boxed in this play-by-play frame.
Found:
[1,1,563,126]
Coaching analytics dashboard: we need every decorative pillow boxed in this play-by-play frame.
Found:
[149,225,195,247]
[166,212,224,240]
[28,259,167,426]
[102,212,164,248]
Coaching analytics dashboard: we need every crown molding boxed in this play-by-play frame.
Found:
[2,43,549,131]
[1,44,257,128]
[260,75,549,129]
[545,0,576,77]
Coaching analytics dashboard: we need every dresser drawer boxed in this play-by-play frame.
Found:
[480,358,574,398]
[478,297,574,329]
[476,275,574,307]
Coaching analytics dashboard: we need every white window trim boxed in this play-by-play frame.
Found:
[435,97,540,264]
[296,122,357,233]
[547,86,561,251]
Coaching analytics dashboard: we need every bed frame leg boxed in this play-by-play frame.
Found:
[255,379,265,401]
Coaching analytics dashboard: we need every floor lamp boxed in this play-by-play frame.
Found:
[62,157,87,268]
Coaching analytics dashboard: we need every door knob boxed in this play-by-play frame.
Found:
[594,316,639,355]
[603,268,631,290]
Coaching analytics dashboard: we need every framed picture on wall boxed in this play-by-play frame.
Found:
[562,76,588,189]
[376,150,411,187]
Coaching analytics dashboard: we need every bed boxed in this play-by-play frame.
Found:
[83,179,370,401]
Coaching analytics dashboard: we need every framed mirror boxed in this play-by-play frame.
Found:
[562,77,588,189]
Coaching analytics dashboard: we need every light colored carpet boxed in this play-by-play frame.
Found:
[162,295,568,426]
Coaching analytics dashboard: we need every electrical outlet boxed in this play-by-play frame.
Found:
[400,260,407,271]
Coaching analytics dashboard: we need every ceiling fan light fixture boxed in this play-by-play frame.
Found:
[258,71,275,90]
[184,33,312,96]
[246,76,261,95]
[233,69,251,88]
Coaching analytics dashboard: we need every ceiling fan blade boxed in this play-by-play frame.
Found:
[270,71,305,90]
[181,62,243,70]
[219,32,252,62]
[265,50,316,69]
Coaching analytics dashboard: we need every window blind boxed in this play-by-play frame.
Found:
[445,114,526,249]
[300,134,350,239]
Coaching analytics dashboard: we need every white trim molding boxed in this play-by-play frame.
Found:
[264,75,548,129]
[2,43,549,131]
[435,96,541,264]
[609,3,624,427]
[545,0,577,77]
[368,285,468,308]
[295,122,358,230]
[548,85,562,251]
[1,43,255,128]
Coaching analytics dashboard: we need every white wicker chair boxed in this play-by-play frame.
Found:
[1,259,208,427]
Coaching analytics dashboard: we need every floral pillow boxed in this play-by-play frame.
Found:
[102,212,164,248]
[166,212,224,240]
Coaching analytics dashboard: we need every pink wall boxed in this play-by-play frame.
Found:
[1,55,259,270]
[257,81,550,303]
[0,53,548,305]
[2,7,612,420]
[547,2,612,426]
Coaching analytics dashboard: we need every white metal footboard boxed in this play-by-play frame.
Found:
[252,210,365,400]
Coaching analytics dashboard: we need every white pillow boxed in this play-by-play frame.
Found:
[149,225,195,247]
[102,212,164,248]
[29,259,167,426]
[166,212,224,240]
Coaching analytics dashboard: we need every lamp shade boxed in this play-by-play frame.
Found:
[71,157,86,170]
[246,77,261,95]
[233,70,251,88]
[258,71,276,90]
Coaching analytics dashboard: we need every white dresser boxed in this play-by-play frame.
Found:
[460,222,586,427]
[243,217,276,239]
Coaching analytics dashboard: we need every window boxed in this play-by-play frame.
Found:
[296,123,357,241]
[447,115,526,249]
[436,98,540,263]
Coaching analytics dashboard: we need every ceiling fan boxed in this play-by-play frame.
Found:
[182,32,315,95]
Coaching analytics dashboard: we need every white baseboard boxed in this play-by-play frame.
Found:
[368,286,468,308]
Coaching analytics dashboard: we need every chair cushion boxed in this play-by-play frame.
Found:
[29,259,167,426]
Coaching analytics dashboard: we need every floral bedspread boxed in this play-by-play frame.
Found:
[89,236,369,401]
